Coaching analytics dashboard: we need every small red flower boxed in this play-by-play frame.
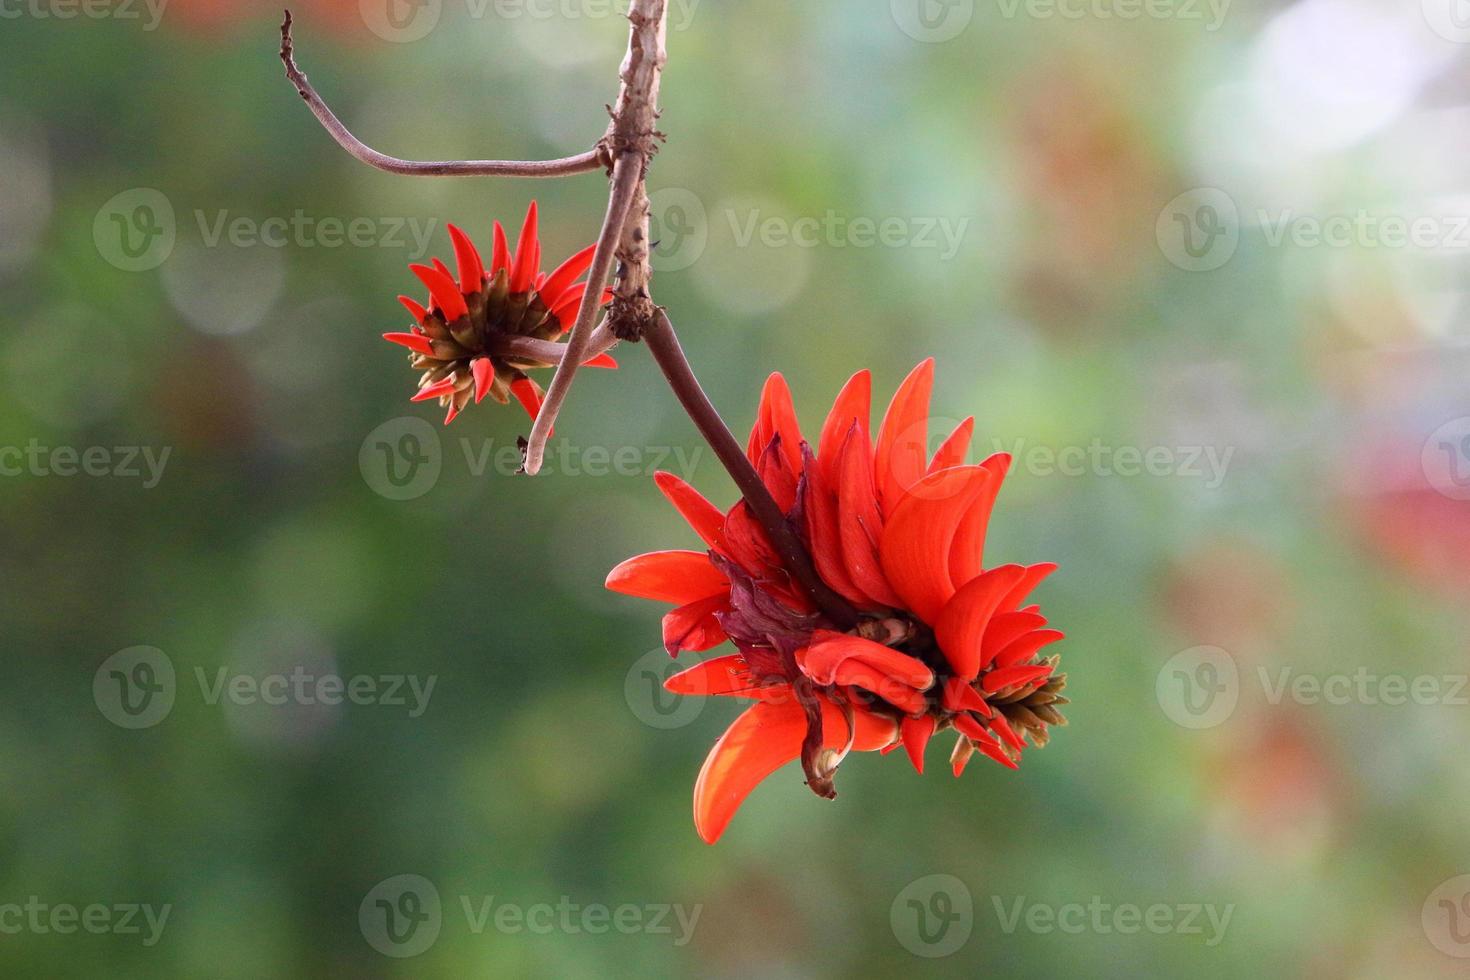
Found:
[384,201,616,425]
[608,360,1068,843]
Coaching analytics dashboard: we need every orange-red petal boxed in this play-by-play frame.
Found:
[382,332,435,356]
[654,471,727,552]
[448,223,485,293]
[605,550,729,605]
[900,713,936,775]
[873,359,934,510]
[538,242,597,308]
[662,594,730,656]
[408,263,468,322]
[933,564,1027,680]
[470,357,495,404]
[948,452,1010,588]
[692,697,895,844]
[817,370,871,485]
[879,464,994,624]
[509,201,540,294]
[928,416,975,474]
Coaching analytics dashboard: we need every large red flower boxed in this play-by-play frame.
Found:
[607,360,1068,843]
[384,201,615,425]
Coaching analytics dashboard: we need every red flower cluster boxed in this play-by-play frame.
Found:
[608,361,1068,843]
[384,202,615,425]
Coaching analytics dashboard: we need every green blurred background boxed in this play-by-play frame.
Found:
[4,0,1470,975]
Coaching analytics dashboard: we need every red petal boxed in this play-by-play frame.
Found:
[537,243,597,309]
[817,370,871,486]
[900,714,936,775]
[949,452,1011,587]
[585,353,618,369]
[973,737,1020,770]
[693,697,895,844]
[509,376,547,429]
[655,471,727,552]
[981,611,1047,665]
[448,223,485,294]
[490,220,510,273]
[980,663,1054,694]
[873,359,934,511]
[548,281,613,326]
[801,631,935,690]
[411,378,457,403]
[662,595,730,656]
[509,200,540,294]
[800,445,873,608]
[928,417,975,474]
[879,465,995,624]
[836,426,903,608]
[989,711,1027,751]
[444,400,462,425]
[997,562,1057,613]
[382,332,435,356]
[408,264,468,322]
[746,374,804,477]
[933,565,1027,680]
[606,551,729,605]
[397,295,429,324]
[471,357,496,404]
[664,654,775,698]
[991,628,1064,670]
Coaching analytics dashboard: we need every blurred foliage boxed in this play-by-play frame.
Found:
[2,0,1470,976]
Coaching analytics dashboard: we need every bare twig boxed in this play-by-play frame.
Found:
[643,311,860,628]
[521,0,669,474]
[521,154,641,474]
[279,11,602,179]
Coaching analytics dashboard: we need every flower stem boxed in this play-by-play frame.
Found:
[643,311,859,629]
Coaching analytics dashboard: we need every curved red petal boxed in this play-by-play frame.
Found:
[900,713,936,775]
[980,663,1054,695]
[836,426,903,608]
[654,471,727,552]
[981,611,1047,665]
[747,373,803,477]
[490,220,510,274]
[801,630,934,689]
[410,378,457,403]
[538,243,597,309]
[664,654,775,698]
[509,376,546,427]
[928,416,975,474]
[948,452,1011,588]
[933,564,1028,681]
[408,264,468,322]
[693,697,894,844]
[997,562,1057,613]
[817,370,871,485]
[382,332,435,356]
[448,223,485,294]
[509,200,540,293]
[585,353,618,369]
[662,594,730,656]
[879,465,994,625]
[800,445,874,608]
[471,357,496,404]
[397,295,429,324]
[606,550,729,605]
[991,628,1064,670]
[874,358,934,511]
